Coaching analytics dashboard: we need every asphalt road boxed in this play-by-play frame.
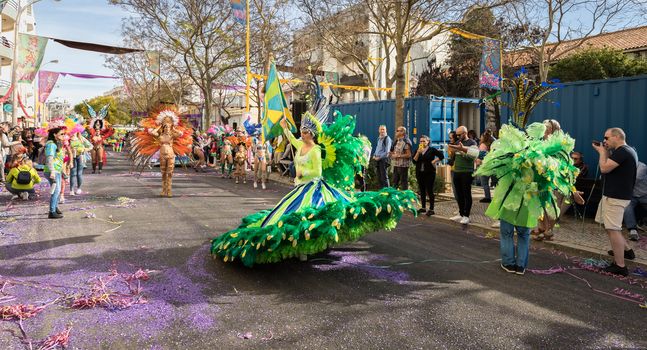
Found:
[0,153,645,349]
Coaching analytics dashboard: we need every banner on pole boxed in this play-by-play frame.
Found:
[38,71,60,103]
[230,0,246,25]
[146,51,160,76]
[479,39,502,90]
[17,34,49,83]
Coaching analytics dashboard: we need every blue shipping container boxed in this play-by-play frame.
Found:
[501,74,647,174]
[330,96,483,160]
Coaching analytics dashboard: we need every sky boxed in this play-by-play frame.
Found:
[35,0,132,106]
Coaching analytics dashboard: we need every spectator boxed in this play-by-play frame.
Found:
[413,135,444,216]
[447,126,479,224]
[468,129,478,144]
[622,161,647,242]
[389,126,412,190]
[477,129,496,203]
[44,127,67,219]
[571,151,589,180]
[446,130,459,216]
[356,135,372,192]
[373,125,392,188]
[533,119,564,240]
[593,127,638,276]
[1,122,22,181]
[5,155,40,200]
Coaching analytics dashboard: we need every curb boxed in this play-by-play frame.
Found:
[428,214,647,269]
[265,174,647,269]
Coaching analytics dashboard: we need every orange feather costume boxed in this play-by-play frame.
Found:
[131,108,193,197]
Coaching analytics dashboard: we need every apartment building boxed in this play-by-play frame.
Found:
[0,1,38,126]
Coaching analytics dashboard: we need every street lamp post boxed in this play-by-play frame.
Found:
[10,0,60,125]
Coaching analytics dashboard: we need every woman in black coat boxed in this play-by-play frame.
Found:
[412,135,444,216]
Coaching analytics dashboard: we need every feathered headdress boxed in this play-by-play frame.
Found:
[85,101,111,130]
[300,112,322,136]
[155,109,179,126]
[64,116,85,134]
[131,106,193,158]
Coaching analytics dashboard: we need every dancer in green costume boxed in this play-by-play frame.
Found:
[474,70,580,275]
[211,111,418,267]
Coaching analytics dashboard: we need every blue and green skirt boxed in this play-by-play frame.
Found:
[211,179,418,267]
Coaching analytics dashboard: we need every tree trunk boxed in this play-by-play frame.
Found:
[394,50,407,129]
[203,92,213,128]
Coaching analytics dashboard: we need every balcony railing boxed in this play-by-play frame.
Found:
[1,0,18,11]
[1,36,13,49]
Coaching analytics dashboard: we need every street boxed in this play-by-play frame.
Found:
[1,153,646,349]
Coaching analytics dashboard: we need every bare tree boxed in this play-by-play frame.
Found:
[298,0,470,127]
[105,29,191,116]
[111,0,245,126]
[505,0,642,81]
[297,3,392,101]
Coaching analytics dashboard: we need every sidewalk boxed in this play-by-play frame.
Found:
[433,188,647,267]
[269,173,647,267]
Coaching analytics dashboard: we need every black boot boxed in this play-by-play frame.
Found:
[98,162,102,174]
[92,163,96,174]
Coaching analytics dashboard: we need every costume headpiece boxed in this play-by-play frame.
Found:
[300,112,321,136]
[86,100,111,131]
[155,110,179,126]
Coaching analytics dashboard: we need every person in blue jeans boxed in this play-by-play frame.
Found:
[499,220,531,275]
[43,127,66,219]
[69,130,92,195]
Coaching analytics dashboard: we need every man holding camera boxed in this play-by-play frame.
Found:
[593,127,638,276]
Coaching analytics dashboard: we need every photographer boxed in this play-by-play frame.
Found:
[593,127,638,276]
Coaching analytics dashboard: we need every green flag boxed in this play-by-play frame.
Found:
[16,34,48,83]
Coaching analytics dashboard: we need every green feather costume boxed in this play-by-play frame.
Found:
[475,122,579,228]
[211,112,418,267]
[475,70,579,228]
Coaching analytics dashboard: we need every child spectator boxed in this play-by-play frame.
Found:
[5,156,40,200]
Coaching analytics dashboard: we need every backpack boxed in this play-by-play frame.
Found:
[16,170,32,185]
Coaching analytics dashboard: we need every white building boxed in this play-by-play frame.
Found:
[0,2,38,126]
[293,8,451,103]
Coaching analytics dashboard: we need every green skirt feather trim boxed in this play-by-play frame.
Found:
[210,187,418,267]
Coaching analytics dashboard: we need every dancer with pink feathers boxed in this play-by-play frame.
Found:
[67,117,92,196]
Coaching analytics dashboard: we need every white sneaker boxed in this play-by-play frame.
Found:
[11,195,18,200]
[19,192,29,200]
[70,191,76,196]
[491,221,500,228]
[450,215,462,222]
[261,183,266,190]
[628,229,640,241]
[75,189,83,195]
[253,182,257,188]
[59,196,66,204]
[459,216,470,225]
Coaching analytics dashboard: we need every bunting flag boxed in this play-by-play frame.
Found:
[479,38,502,90]
[146,51,160,76]
[262,62,297,141]
[50,38,143,54]
[38,71,60,103]
[230,0,246,25]
[16,34,48,83]
[58,72,118,79]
